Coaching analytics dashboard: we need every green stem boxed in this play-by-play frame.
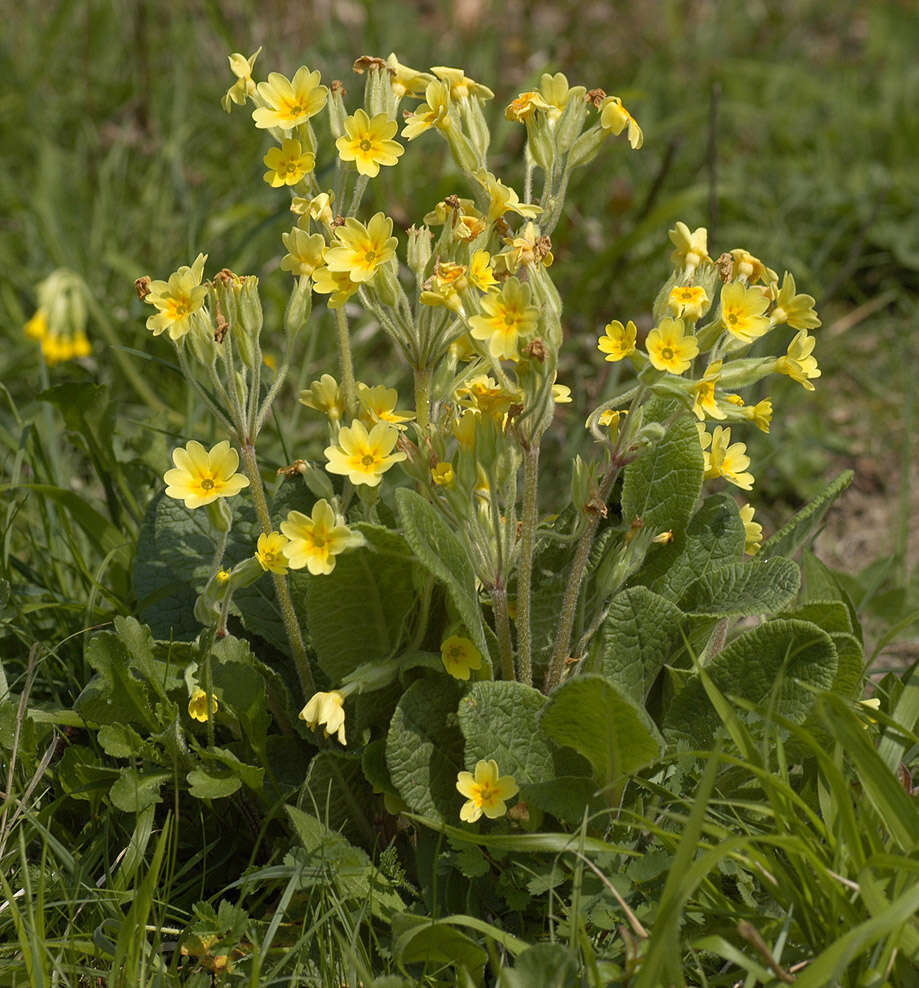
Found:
[491,584,515,681]
[413,364,432,430]
[335,306,357,419]
[544,465,621,693]
[198,626,217,748]
[516,441,540,686]
[238,440,315,697]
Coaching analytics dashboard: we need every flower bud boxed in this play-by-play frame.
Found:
[285,275,313,343]
[567,123,607,169]
[407,225,433,282]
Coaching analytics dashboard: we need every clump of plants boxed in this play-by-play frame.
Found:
[9,48,914,986]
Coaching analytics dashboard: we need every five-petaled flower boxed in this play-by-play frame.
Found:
[252,66,328,131]
[468,277,539,361]
[281,499,363,575]
[163,440,250,509]
[719,281,771,344]
[324,213,398,283]
[456,759,518,823]
[300,690,347,745]
[263,138,315,187]
[668,285,710,322]
[336,109,404,178]
[188,687,218,723]
[597,319,637,362]
[645,317,699,374]
[324,420,407,487]
[144,253,208,341]
[280,229,326,278]
[703,425,754,490]
[255,531,290,574]
[774,330,821,390]
[440,635,483,680]
[599,95,643,149]
[669,222,710,273]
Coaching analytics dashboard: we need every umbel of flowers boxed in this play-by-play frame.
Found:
[139,51,821,823]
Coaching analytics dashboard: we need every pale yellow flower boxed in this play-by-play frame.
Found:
[300,690,347,744]
[384,53,433,98]
[222,47,261,112]
[669,222,710,273]
[597,319,637,362]
[402,80,451,140]
[300,374,345,421]
[691,361,727,421]
[646,318,699,374]
[600,95,643,149]
[506,90,551,123]
[456,759,518,823]
[324,420,406,487]
[771,272,821,330]
[312,266,359,309]
[280,228,326,277]
[668,285,710,322]
[163,439,250,509]
[357,383,414,429]
[336,109,404,178]
[324,213,398,283]
[281,499,362,576]
[263,138,315,187]
[720,281,772,344]
[539,72,583,121]
[188,688,218,723]
[255,531,290,574]
[501,222,553,271]
[455,375,519,419]
[468,251,498,291]
[706,426,754,491]
[440,635,483,680]
[468,278,539,360]
[739,504,762,554]
[432,462,455,486]
[775,330,820,390]
[292,191,335,229]
[144,253,208,341]
[474,170,541,224]
[430,66,494,103]
[252,67,328,130]
[739,397,773,433]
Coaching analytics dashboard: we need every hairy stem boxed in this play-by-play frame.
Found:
[491,584,515,681]
[413,364,432,431]
[238,440,315,697]
[335,306,357,419]
[515,441,540,686]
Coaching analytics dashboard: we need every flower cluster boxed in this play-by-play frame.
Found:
[24,270,92,365]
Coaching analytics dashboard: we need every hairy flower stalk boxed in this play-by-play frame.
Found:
[515,441,540,686]
[335,306,358,418]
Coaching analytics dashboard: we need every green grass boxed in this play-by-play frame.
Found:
[2,2,919,984]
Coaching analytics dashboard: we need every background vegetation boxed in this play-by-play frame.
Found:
[1,0,917,983]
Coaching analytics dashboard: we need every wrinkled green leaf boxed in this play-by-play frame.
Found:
[678,557,800,617]
[109,768,169,813]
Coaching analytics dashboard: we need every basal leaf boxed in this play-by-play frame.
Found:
[678,557,800,617]
[457,681,554,785]
[109,768,169,813]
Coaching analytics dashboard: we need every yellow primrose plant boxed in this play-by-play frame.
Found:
[76,52,860,857]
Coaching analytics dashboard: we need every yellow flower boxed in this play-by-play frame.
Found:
[720,282,771,344]
[455,375,520,418]
[597,319,637,362]
[144,253,208,341]
[252,66,328,131]
[597,408,628,438]
[300,690,347,745]
[474,170,541,223]
[468,251,498,292]
[468,277,539,361]
[646,317,699,374]
[775,330,820,390]
[292,191,335,229]
[188,687,218,723]
[324,420,406,487]
[263,138,315,188]
[691,361,726,421]
[384,53,433,98]
[706,426,754,491]
[432,462,455,486]
[222,47,261,112]
[552,380,573,404]
[539,72,583,121]
[402,80,451,140]
[357,383,414,429]
[163,439,250,509]
[739,504,762,554]
[440,635,483,680]
[312,266,359,309]
[336,109,404,178]
[668,285,710,322]
[430,66,494,103]
[456,759,518,823]
[506,90,551,123]
[729,249,772,285]
[255,531,290,574]
[421,260,467,313]
[600,95,643,149]
[739,397,773,433]
[771,272,821,330]
[423,198,487,241]
[216,570,230,584]
[324,213,398,283]
[280,228,326,277]
[300,374,345,421]
[669,222,710,273]
[24,309,48,341]
[281,499,362,575]
[501,222,553,271]
[72,331,91,358]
